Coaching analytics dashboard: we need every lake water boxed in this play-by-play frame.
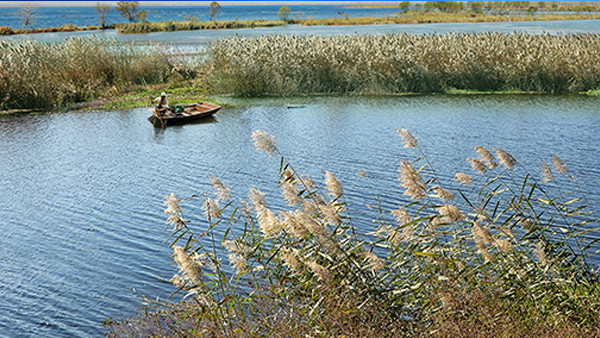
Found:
[2,5,600,336]
[3,19,600,46]
[0,4,400,30]
[1,95,599,337]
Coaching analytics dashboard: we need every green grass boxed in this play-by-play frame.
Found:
[0,24,116,36]
[116,19,287,34]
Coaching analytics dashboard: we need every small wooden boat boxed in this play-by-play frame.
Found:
[149,102,221,127]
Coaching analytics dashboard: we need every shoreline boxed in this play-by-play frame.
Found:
[2,11,600,36]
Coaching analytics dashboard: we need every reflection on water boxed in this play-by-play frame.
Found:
[0,95,599,337]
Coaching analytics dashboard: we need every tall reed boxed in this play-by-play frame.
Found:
[209,32,600,96]
[0,38,172,110]
[107,129,600,337]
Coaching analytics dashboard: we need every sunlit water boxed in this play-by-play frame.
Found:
[2,19,600,46]
[0,95,599,337]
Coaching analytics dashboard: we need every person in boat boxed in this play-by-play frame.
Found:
[151,92,169,115]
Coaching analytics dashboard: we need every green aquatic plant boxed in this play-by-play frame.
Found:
[107,129,600,337]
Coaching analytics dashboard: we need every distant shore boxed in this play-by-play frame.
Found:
[2,11,600,36]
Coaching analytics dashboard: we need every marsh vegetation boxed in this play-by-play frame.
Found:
[210,33,600,96]
[3,32,600,112]
[106,129,600,337]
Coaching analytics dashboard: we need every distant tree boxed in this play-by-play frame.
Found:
[527,5,538,15]
[423,1,434,12]
[277,6,291,21]
[398,1,410,13]
[538,1,546,10]
[95,2,111,28]
[584,5,595,14]
[116,1,146,23]
[209,1,221,21]
[18,3,36,30]
[470,1,484,13]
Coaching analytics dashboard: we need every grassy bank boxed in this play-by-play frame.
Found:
[0,24,116,36]
[210,33,600,96]
[116,19,286,34]
[3,32,600,112]
[106,129,600,337]
[113,12,600,34]
[297,12,600,26]
[0,38,200,111]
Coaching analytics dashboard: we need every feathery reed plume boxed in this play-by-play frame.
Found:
[255,204,280,238]
[252,130,277,157]
[398,160,426,199]
[472,221,494,245]
[239,199,254,224]
[281,211,309,238]
[164,193,186,230]
[380,225,405,246]
[495,239,513,253]
[281,248,303,273]
[202,196,222,219]
[282,168,295,181]
[321,202,343,225]
[296,210,326,237]
[249,188,280,237]
[164,193,181,215]
[363,252,384,272]
[280,179,301,206]
[475,146,498,169]
[437,204,465,223]
[552,155,567,174]
[224,241,249,277]
[249,188,266,207]
[467,158,488,175]
[453,172,473,185]
[173,246,203,285]
[228,253,248,276]
[493,148,516,169]
[433,186,455,202]
[209,174,231,201]
[397,128,417,148]
[391,205,413,227]
[325,171,343,199]
[533,242,548,266]
[309,261,331,282]
[541,161,552,183]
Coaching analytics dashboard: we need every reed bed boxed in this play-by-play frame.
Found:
[116,19,287,34]
[209,32,600,96]
[296,12,600,27]
[107,129,600,337]
[0,38,173,110]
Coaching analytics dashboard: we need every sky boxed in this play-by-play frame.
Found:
[0,1,401,6]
